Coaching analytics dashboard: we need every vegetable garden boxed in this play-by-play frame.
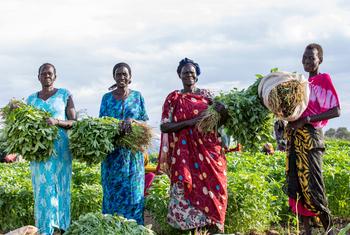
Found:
[1,140,349,234]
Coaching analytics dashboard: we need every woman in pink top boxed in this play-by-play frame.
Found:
[286,43,340,235]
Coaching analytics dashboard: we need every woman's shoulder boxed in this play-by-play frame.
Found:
[129,89,143,97]
[166,90,181,98]
[310,73,333,85]
[57,88,72,96]
[27,91,39,102]
[198,88,214,99]
[101,91,113,99]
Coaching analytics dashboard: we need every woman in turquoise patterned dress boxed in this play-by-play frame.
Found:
[99,62,148,224]
[27,63,76,235]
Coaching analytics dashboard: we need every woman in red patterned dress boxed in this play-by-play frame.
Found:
[157,58,228,233]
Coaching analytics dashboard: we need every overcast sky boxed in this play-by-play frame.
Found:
[1,0,349,132]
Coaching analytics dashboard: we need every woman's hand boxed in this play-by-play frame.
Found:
[47,118,59,126]
[119,118,133,135]
[213,102,226,113]
[287,117,307,131]
[213,101,228,125]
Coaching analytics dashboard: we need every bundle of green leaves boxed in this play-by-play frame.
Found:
[0,99,58,161]
[69,117,153,164]
[197,70,276,151]
[69,117,120,165]
[115,121,153,153]
[65,212,155,235]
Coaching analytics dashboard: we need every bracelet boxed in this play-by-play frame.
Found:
[57,119,60,126]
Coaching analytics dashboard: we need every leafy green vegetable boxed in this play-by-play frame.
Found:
[1,140,348,234]
[69,117,120,165]
[198,70,275,151]
[65,212,155,235]
[69,117,152,164]
[0,99,58,161]
[115,121,153,154]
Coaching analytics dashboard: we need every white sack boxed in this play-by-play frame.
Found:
[258,71,309,121]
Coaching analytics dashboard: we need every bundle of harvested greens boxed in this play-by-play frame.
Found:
[115,121,153,153]
[69,117,153,164]
[65,212,155,235]
[69,117,120,165]
[258,71,309,121]
[197,70,276,152]
[0,99,58,161]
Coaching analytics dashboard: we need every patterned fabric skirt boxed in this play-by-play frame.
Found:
[101,147,145,224]
[286,124,330,217]
[31,130,72,235]
[167,182,224,231]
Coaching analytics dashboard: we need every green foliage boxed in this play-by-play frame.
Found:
[225,151,286,233]
[69,117,153,164]
[0,162,34,232]
[65,212,155,235]
[0,100,58,161]
[0,140,348,234]
[145,140,350,234]
[323,140,350,217]
[199,70,275,152]
[0,161,103,232]
[69,117,120,165]
[114,122,153,154]
[215,71,274,152]
[145,175,177,235]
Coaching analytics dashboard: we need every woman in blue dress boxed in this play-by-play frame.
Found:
[27,63,76,235]
[99,62,149,225]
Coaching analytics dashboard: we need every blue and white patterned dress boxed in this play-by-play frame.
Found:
[99,90,148,224]
[27,88,72,235]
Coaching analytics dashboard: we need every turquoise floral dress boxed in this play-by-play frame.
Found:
[27,88,72,235]
[99,90,148,224]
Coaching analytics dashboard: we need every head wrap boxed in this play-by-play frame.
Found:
[177,58,201,76]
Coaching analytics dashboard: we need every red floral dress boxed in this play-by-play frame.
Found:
[157,89,227,231]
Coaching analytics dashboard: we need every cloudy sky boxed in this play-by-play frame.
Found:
[1,0,349,132]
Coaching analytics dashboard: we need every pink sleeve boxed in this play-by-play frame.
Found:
[315,74,340,111]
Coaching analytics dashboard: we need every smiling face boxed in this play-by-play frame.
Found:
[38,65,56,88]
[179,64,197,86]
[302,48,321,73]
[114,66,131,88]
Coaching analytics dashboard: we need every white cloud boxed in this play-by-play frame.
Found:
[0,0,349,132]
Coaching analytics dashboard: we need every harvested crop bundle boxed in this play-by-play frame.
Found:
[0,99,58,161]
[196,105,221,133]
[115,121,153,153]
[258,71,309,121]
[65,212,155,235]
[69,117,120,165]
[197,70,275,152]
[69,117,153,164]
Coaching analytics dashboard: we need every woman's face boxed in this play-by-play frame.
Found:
[114,66,131,88]
[38,65,56,87]
[179,64,197,86]
[302,48,321,73]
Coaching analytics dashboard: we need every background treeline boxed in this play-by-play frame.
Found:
[325,127,350,140]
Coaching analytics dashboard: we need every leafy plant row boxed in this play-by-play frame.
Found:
[0,140,349,234]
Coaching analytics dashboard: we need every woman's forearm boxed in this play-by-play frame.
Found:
[160,119,196,133]
[57,119,75,129]
[308,106,340,123]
